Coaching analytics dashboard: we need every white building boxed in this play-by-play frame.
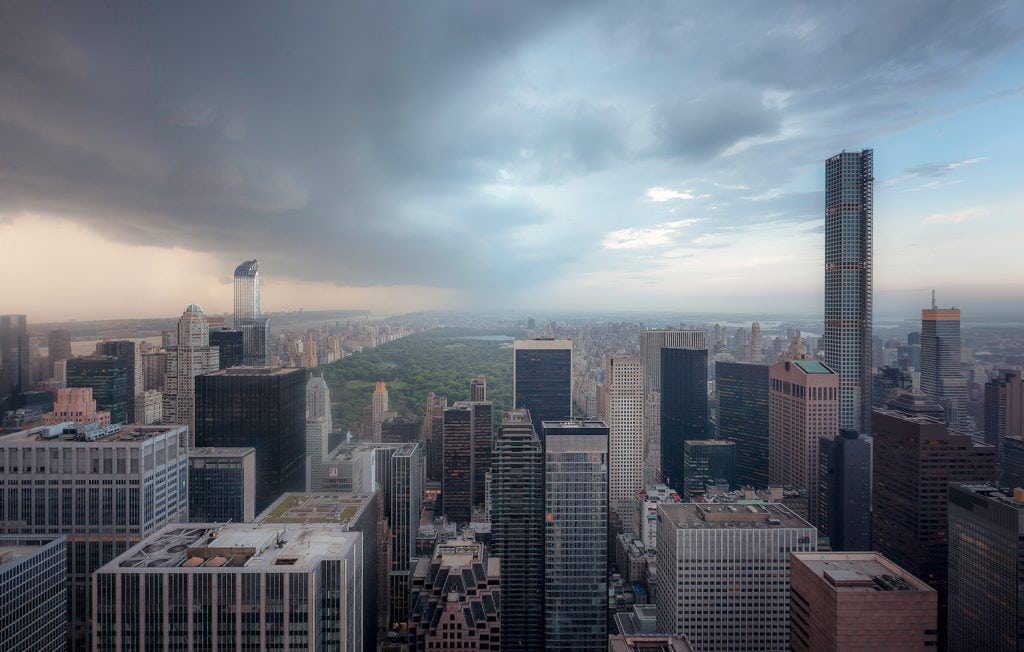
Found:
[162,304,219,442]
[306,415,329,490]
[635,484,682,551]
[603,355,644,522]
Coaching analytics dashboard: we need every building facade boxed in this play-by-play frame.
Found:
[660,347,708,495]
[681,439,735,500]
[441,401,492,524]
[920,305,968,429]
[208,327,245,369]
[95,339,143,423]
[42,386,111,425]
[603,355,644,521]
[162,304,219,440]
[817,429,871,551]
[66,355,130,425]
[0,535,68,652]
[716,361,770,488]
[985,370,1023,460]
[188,447,256,523]
[513,339,572,439]
[0,315,30,410]
[233,259,270,366]
[47,329,73,366]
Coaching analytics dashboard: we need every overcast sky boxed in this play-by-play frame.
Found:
[2,1,1023,322]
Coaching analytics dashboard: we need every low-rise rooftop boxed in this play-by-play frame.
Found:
[792,552,933,593]
[188,447,255,458]
[1,423,184,445]
[658,502,812,530]
[256,492,374,526]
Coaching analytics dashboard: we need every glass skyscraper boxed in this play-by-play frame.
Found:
[660,347,708,494]
[715,361,769,488]
[0,314,30,410]
[232,259,270,365]
[513,339,572,439]
[921,304,968,429]
[824,149,873,433]
[66,355,130,424]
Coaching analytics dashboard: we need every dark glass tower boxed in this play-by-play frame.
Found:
[66,355,129,424]
[0,314,30,410]
[194,367,307,513]
[491,410,545,651]
[817,429,871,550]
[921,305,967,429]
[682,439,735,500]
[513,339,572,438]
[187,447,256,522]
[715,361,769,488]
[824,149,873,433]
[441,401,492,524]
[660,347,708,494]
[208,328,245,369]
[95,340,141,422]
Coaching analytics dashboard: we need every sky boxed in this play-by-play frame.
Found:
[2,1,1023,322]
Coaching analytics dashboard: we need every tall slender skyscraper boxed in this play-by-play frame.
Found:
[513,339,572,438]
[233,259,269,365]
[921,301,967,429]
[162,304,219,440]
[371,381,389,440]
[0,314,30,410]
[660,347,708,495]
[441,401,492,524]
[640,329,706,484]
[604,355,644,521]
[824,149,873,433]
[95,340,143,423]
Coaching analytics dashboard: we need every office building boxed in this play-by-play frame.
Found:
[42,386,111,425]
[163,304,219,439]
[47,329,72,365]
[491,410,545,651]
[948,484,1024,651]
[471,374,487,401]
[682,439,735,500]
[306,414,329,490]
[824,149,873,433]
[603,355,644,520]
[609,635,694,652]
[716,361,770,488]
[790,552,937,651]
[423,392,446,482]
[306,373,332,427]
[655,502,816,651]
[660,347,708,494]
[380,443,422,628]
[985,370,1024,459]
[93,523,364,651]
[817,430,871,551]
[1003,435,1024,489]
[543,419,609,651]
[208,327,245,369]
[0,315,30,410]
[371,381,389,440]
[441,401,492,524]
[66,355,130,424]
[322,444,377,492]
[920,303,967,429]
[141,350,167,391]
[769,359,839,525]
[187,447,256,523]
[408,536,501,651]
[137,388,162,425]
[513,338,572,438]
[634,484,682,553]
[195,367,307,513]
[0,535,67,652]
[0,423,188,645]
[872,401,996,642]
[95,340,143,423]
[233,259,270,365]
[872,366,914,409]
[641,329,706,485]
[381,415,420,443]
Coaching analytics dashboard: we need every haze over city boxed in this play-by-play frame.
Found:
[2,1,1023,322]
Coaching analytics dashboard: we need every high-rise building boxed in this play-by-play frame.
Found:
[716,362,770,488]
[162,304,219,440]
[187,447,256,523]
[141,350,167,391]
[208,327,245,369]
[47,328,72,365]
[872,365,914,408]
[655,502,816,651]
[824,149,873,433]
[609,635,694,652]
[920,303,967,429]
[423,391,446,482]
[95,339,143,422]
[634,484,682,552]
[1003,435,1024,489]
[750,321,763,362]
[372,381,389,440]
[491,410,545,651]
[948,484,1024,651]
[0,423,188,646]
[322,444,377,492]
[789,552,937,651]
[985,370,1024,460]
[0,535,68,652]
[769,359,839,525]
[232,259,270,365]
[137,389,162,425]
[513,339,572,438]
[660,347,708,494]
[379,443,422,628]
[681,439,735,500]
[381,415,420,443]
[66,355,130,424]
[441,401,492,524]
[305,376,331,490]
[195,367,307,513]
[0,315,30,410]
[872,400,997,642]
[543,419,609,651]
[306,373,332,428]
[42,386,111,425]
[93,523,365,650]
[471,374,487,401]
[408,536,501,650]
[603,355,644,521]
[640,329,706,484]
[817,430,871,551]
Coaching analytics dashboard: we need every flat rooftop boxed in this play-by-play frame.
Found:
[189,447,255,458]
[793,552,933,593]
[658,502,812,530]
[98,524,360,572]
[326,442,416,461]
[541,419,609,430]
[792,359,834,374]
[513,338,571,349]
[205,366,300,377]
[1,423,184,445]
[256,492,374,527]
[0,543,44,572]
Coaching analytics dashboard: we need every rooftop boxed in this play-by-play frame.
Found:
[953,484,1024,510]
[541,419,609,431]
[1,423,185,445]
[326,441,416,461]
[792,359,834,374]
[206,366,300,377]
[793,552,933,593]
[256,492,374,527]
[188,447,255,458]
[658,502,812,530]
[0,541,47,573]
[513,338,572,349]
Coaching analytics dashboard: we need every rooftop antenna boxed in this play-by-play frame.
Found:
[931,289,936,309]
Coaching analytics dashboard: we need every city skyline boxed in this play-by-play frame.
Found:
[2,2,1024,321]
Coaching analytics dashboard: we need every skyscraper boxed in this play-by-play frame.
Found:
[371,381,389,440]
[194,367,307,513]
[232,259,270,366]
[470,374,487,401]
[208,327,245,369]
[423,391,446,483]
[750,321,763,362]
[715,361,770,488]
[603,355,644,521]
[66,355,130,424]
[491,410,545,651]
[681,439,735,500]
[921,302,967,429]
[162,304,219,440]
[816,429,871,551]
[187,447,256,522]
[824,149,873,433]
[640,329,706,484]
[305,374,332,490]
[984,370,1023,459]
[543,419,609,651]
[768,359,839,525]
[513,338,572,438]
[47,328,72,365]
[0,314,30,410]
[95,339,143,422]
[441,401,492,524]
[660,346,708,494]
[948,484,1024,651]
[0,535,68,652]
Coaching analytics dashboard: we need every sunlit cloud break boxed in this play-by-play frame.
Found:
[602,219,702,250]
[920,207,990,224]
[646,187,710,202]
